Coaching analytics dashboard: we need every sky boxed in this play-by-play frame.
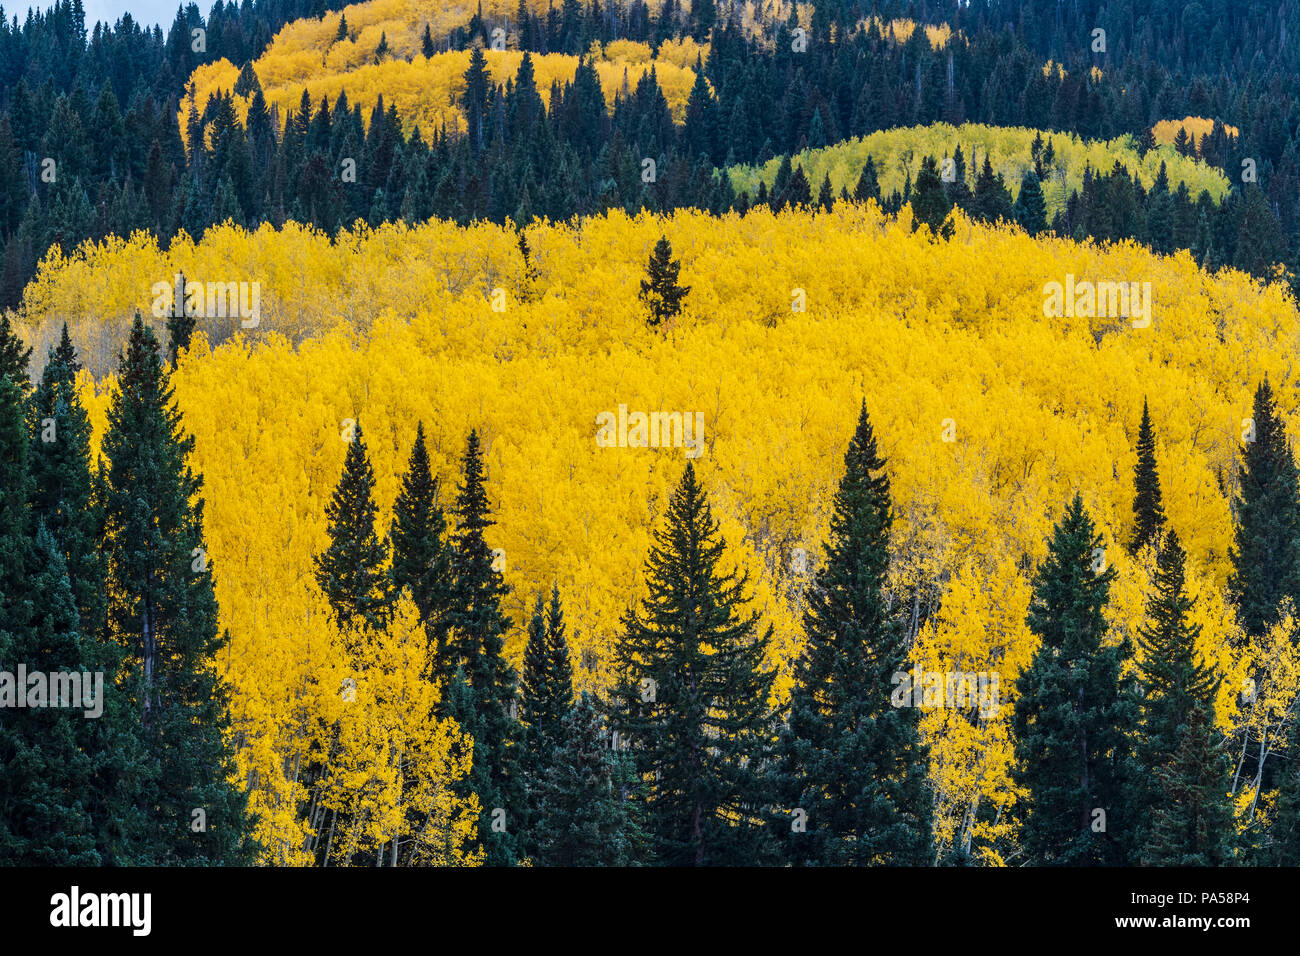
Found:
[80,0,182,30]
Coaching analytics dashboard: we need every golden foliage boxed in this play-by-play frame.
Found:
[727,122,1231,217]
[26,202,1300,858]
[1152,116,1241,148]
[183,0,703,143]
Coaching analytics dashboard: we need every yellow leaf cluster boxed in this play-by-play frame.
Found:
[727,122,1231,218]
[1152,116,1241,147]
[30,203,1300,851]
[183,1,702,144]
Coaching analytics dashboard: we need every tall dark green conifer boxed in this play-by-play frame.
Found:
[1230,380,1300,636]
[1014,169,1048,236]
[520,586,574,767]
[779,401,933,865]
[28,332,103,634]
[1130,398,1167,555]
[518,586,575,857]
[1134,532,1234,864]
[911,155,952,236]
[610,462,777,866]
[1270,714,1300,864]
[447,428,520,865]
[390,422,453,673]
[0,525,100,864]
[1011,494,1137,865]
[101,314,253,863]
[638,236,690,329]
[0,312,30,388]
[533,693,645,866]
[315,419,392,632]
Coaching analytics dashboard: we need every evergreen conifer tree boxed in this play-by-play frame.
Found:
[1130,399,1167,554]
[1230,380,1300,636]
[1011,493,1138,865]
[1135,532,1234,865]
[609,462,777,866]
[101,314,253,863]
[0,311,30,388]
[315,419,392,632]
[533,693,645,865]
[447,429,521,865]
[911,155,952,236]
[28,332,103,633]
[390,422,453,674]
[779,401,933,865]
[638,235,690,329]
[1014,169,1048,235]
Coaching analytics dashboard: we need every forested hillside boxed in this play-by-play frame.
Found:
[3,0,1300,875]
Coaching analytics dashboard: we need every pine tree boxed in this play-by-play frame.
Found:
[533,693,645,865]
[0,524,100,864]
[1134,532,1234,865]
[1014,169,1048,236]
[1130,398,1167,554]
[165,282,195,367]
[1011,493,1138,865]
[28,332,103,634]
[390,422,453,676]
[447,429,521,865]
[520,587,574,766]
[638,236,690,329]
[315,419,392,632]
[1230,380,1300,636]
[101,314,253,863]
[1269,713,1300,864]
[911,155,952,235]
[519,586,575,856]
[609,461,777,866]
[853,157,880,203]
[971,155,1013,223]
[784,165,812,208]
[779,401,933,865]
[0,311,30,388]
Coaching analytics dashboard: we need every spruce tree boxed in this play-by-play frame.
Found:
[0,525,100,864]
[1134,532,1234,864]
[911,155,952,235]
[533,693,644,866]
[520,586,575,770]
[1014,169,1048,236]
[165,285,195,367]
[1269,714,1300,864]
[1011,493,1138,865]
[314,419,392,632]
[609,462,777,866]
[1144,700,1236,865]
[779,400,933,865]
[390,422,453,672]
[447,428,521,865]
[1130,398,1167,555]
[1230,379,1300,637]
[638,236,690,329]
[853,157,880,203]
[101,314,253,863]
[28,333,103,634]
[0,311,30,388]
[519,586,575,856]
